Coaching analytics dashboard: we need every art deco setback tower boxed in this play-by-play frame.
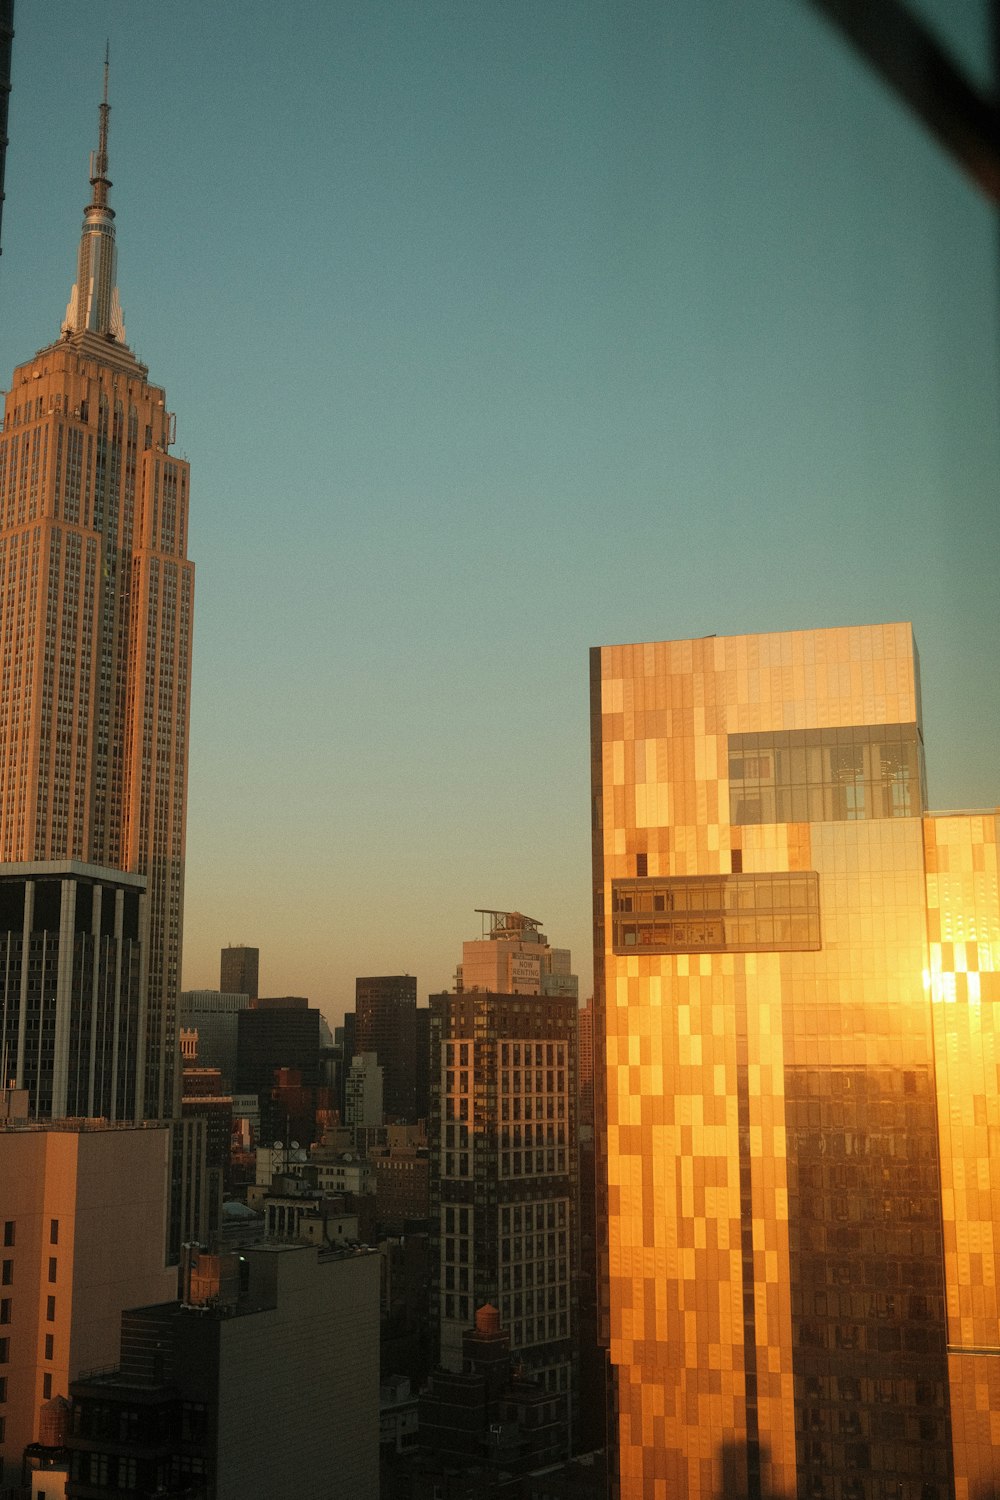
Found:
[591,625,1000,1500]
[0,68,193,1120]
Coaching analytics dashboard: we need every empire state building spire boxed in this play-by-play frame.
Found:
[62,45,127,342]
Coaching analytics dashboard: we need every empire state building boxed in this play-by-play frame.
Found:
[0,67,193,1122]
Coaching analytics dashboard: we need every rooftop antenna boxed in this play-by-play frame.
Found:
[92,41,111,200]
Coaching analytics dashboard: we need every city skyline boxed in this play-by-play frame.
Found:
[2,2,998,1028]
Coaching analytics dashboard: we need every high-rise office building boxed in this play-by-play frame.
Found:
[0,68,193,1120]
[355,975,417,1122]
[429,911,579,1456]
[590,624,1000,1499]
[0,862,144,1118]
[220,944,258,1001]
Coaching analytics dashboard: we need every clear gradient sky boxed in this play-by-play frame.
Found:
[2,2,998,1028]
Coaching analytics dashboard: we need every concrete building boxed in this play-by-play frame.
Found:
[0,64,194,1122]
[0,1120,175,1492]
[590,623,1000,1499]
[429,911,579,1459]
[0,861,145,1121]
[65,1243,380,1500]
[458,910,578,999]
[308,1135,375,1200]
[219,944,258,1002]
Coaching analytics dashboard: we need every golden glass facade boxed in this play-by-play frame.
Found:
[590,624,1000,1500]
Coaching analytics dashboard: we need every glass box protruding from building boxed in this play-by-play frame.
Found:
[729,722,925,825]
[611,871,821,954]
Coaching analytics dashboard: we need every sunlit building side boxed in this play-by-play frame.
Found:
[590,623,1000,1500]
[0,65,193,1121]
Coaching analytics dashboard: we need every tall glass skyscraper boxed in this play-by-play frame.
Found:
[0,66,193,1120]
[590,624,999,1500]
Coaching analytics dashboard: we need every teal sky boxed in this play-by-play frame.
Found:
[3,2,998,1027]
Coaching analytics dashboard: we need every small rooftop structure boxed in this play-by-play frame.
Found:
[475,909,544,941]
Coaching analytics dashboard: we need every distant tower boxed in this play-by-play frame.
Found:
[0,59,194,1120]
[355,975,417,1121]
[221,944,259,1000]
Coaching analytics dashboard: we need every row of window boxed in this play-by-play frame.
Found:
[728,723,924,825]
[500,1201,567,1234]
[0,1295,56,1323]
[502,1310,569,1348]
[2,1218,59,1245]
[500,1148,568,1178]
[443,1040,570,1068]
[500,1284,568,1313]
[1,1254,56,1285]
[612,872,821,955]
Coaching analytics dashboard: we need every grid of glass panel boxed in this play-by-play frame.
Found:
[611,872,821,954]
[729,723,924,826]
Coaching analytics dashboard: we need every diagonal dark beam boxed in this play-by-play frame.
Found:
[807,0,1000,205]
[0,0,14,256]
